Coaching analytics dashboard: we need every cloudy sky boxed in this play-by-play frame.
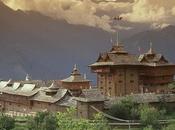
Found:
[2,0,175,32]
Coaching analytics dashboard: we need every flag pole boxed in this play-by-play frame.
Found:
[113,16,122,46]
[117,30,119,46]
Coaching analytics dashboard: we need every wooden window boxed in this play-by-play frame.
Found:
[7,84,13,87]
[119,80,122,83]
[119,73,122,77]
[130,80,134,83]
[108,74,112,77]
[30,101,34,106]
[130,73,134,77]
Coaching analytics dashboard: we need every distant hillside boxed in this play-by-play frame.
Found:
[123,25,175,63]
[0,1,175,81]
[0,1,113,80]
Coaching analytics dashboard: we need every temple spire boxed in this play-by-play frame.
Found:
[110,38,114,46]
[147,42,154,54]
[71,64,80,75]
[74,64,77,71]
[84,73,87,79]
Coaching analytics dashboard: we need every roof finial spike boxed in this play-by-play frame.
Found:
[84,73,87,80]
[25,74,31,81]
[150,41,152,49]
[72,64,80,75]
[74,64,77,70]
[149,41,153,54]
[116,31,119,46]
[110,38,114,45]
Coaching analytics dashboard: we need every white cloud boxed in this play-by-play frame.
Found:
[2,0,175,31]
[2,0,117,32]
[172,7,175,15]
[122,0,175,25]
[151,23,170,30]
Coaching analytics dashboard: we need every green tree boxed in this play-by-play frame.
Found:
[41,113,58,130]
[139,104,161,129]
[57,107,110,130]
[0,114,15,130]
[26,111,57,130]
[91,113,110,130]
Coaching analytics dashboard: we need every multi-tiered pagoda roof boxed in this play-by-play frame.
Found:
[61,65,90,83]
[90,42,140,67]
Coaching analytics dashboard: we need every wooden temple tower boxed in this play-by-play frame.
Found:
[90,42,175,97]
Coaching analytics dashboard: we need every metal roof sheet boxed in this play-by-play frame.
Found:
[30,89,68,103]
[21,84,36,92]
[61,75,90,83]
[0,81,9,88]
[75,89,107,102]
[12,82,21,90]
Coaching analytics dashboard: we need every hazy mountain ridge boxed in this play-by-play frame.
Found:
[123,25,175,62]
[0,1,112,80]
[0,1,175,81]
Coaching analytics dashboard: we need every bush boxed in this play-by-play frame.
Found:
[108,97,139,120]
[0,114,15,130]
[139,104,161,129]
[26,111,58,130]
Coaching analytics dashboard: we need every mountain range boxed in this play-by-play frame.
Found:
[0,1,175,81]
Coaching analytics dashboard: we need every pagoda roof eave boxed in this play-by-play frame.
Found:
[74,97,108,102]
[89,62,143,67]
[61,80,91,83]
[141,63,175,67]
[89,62,175,67]
[61,76,91,83]
[89,62,114,67]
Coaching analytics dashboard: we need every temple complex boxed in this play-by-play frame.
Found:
[0,41,175,117]
[90,42,175,97]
